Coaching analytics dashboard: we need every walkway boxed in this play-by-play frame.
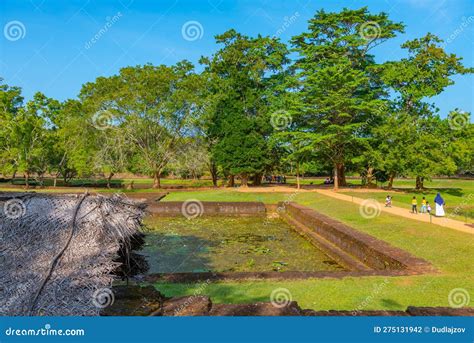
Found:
[314,189,473,235]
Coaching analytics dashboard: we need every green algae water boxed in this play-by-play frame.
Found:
[140,216,345,273]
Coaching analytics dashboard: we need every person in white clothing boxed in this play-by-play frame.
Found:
[434,192,445,217]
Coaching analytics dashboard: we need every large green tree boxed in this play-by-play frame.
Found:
[0,79,24,177]
[290,7,404,189]
[381,34,473,188]
[201,29,289,186]
[78,61,202,188]
[5,93,60,187]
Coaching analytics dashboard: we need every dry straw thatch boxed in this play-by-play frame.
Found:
[0,192,146,316]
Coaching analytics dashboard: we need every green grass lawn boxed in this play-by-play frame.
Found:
[1,182,472,311]
[340,178,474,222]
[151,189,474,311]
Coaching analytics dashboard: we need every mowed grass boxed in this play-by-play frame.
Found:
[341,178,474,222]
[163,189,295,203]
[152,189,474,311]
[1,181,472,310]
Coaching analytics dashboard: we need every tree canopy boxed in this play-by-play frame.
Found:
[0,7,472,189]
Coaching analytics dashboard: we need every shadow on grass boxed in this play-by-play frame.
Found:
[153,282,270,304]
[392,187,465,197]
[380,298,404,310]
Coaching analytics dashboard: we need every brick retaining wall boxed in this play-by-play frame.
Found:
[148,201,266,217]
[280,202,434,273]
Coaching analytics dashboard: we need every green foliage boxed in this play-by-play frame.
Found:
[382,33,473,102]
[376,34,472,187]
[201,29,289,184]
[287,7,404,187]
[76,62,203,187]
[0,8,472,187]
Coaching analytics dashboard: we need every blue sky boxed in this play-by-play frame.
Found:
[1,0,472,118]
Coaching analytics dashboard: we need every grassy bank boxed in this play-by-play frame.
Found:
[152,190,474,311]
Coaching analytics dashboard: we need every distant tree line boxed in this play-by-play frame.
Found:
[1,7,472,189]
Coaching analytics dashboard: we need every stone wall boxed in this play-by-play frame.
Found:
[148,201,266,217]
[280,202,434,274]
[103,285,474,316]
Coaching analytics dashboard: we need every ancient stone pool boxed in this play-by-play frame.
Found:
[140,216,346,274]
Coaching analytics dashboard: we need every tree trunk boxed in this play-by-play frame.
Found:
[387,173,395,189]
[252,173,262,186]
[209,161,218,187]
[366,167,375,188]
[25,173,30,189]
[227,175,235,187]
[240,173,248,187]
[415,176,424,190]
[333,165,339,191]
[106,172,114,189]
[337,163,347,187]
[153,172,161,189]
[38,174,45,188]
[296,162,301,190]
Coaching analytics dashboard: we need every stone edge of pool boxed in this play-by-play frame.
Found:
[142,201,436,281]
[279,202,436,276]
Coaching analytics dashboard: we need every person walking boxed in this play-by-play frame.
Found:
[420,196,427,213]
[434,193,446,217]
[411,196,418,214]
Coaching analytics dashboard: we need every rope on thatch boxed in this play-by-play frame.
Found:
[0,192,146,316]
[28,192,89,315]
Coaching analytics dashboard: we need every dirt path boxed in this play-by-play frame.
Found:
[236,185,473,234]
[314,189,473,235]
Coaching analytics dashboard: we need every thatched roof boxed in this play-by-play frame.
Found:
[0,192,145,316]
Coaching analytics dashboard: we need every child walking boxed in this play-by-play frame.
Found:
[385,195,392,207]
[427,202,431,215]
[411,196,418,214]
[420,196,427,213]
